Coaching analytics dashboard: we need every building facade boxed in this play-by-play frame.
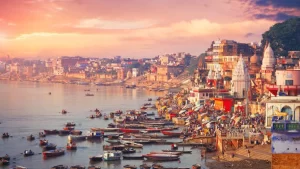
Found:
[231,55,250,98]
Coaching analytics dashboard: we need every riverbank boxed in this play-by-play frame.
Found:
[205,143,271,169]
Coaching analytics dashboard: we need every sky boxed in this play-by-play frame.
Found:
[0,0,299,58]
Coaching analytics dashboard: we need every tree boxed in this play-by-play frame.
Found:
[261,17,300,57]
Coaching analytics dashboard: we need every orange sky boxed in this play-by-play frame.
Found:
[0,0,299,58]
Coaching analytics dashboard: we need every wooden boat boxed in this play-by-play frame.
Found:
[103,151,122,161]
[103,145,125,150]
[43,149,65,158]
[162,150,192,154]
[27,135,35,141]
[89,155,103,162]
[140,164,151,169]
[123,155,144,160]
[120,128,140,133]
[150,151,182,155]
[66,143,77,150]
[124,164,138,169]
[10,165,28,169]
[161,131,182,137]
[122,148,136,154]
[146,112,155,116]
[61,110,68,114]
[91,127,119,132]
[87,166,101,169]
[40,139,48,146]
[70,130,82,135]
[114,116,126,123]
[132,134,172,139]
[104,115,109,120]
[2,133,10,138]
[68,135,86,142]
[51,165,68,169]
[0,155,10,161]
[43,143,57,151]
[70,165,85,169]
[65,122,76,127]
[107,134,121,140]
[143,154,179,161]
[86,131,103,140]
[86,93,94,96]
[44,130,59,135]
[63,126,74,131]
[152,164,190,169]
[0,159,9,165]
[106,140,121,145]
[24,150,34,157]
[39,132,46,137]
[58,130,70,136]
[121,141,143,148]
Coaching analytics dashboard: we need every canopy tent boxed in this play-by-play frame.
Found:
[178,109,187,114]
[217,115,229,121]
[200,113,208,117]
[182,104,193,110]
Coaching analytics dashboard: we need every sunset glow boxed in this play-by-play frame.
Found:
[0,0,299,58]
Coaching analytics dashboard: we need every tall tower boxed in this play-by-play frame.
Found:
[261,42,276,83]
[231,55,250,98]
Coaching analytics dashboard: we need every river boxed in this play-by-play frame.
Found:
[0,81,202,169]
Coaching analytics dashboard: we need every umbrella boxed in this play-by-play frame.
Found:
[217,115,228,121]
[183,104,193,110]
[179,110,187,114]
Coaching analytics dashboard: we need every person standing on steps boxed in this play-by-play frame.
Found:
[248,149,251,158]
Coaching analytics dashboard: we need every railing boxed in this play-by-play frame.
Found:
[216,129,244,139]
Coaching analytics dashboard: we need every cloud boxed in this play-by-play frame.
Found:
[8,22,17,26]
[253,0,300,9]
[254,13,297,21]
[245,33,254,38]
[245,0,300,21]
[75,18,156,30]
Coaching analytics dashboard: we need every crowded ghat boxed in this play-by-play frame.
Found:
[156,89,271,169]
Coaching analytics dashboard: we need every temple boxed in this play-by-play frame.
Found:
[230,55,250,98]
[261,43,276,83]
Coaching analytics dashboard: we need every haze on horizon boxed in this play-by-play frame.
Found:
[0,0,299,58]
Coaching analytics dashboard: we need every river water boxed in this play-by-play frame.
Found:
[0,81,202,169]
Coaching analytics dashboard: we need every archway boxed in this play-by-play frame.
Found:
[281,106,293,120]
[294,106,300,122]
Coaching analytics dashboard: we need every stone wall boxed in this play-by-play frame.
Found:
[272,154,300,169]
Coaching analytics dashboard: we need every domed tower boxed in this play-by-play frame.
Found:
[213,67,224,88]
[231,55,250,98]
[249,52,261,78]
[261,43,275,71]
[261,42,276,83]
[206,68,214,88]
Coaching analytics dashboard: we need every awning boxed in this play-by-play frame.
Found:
[179,110,187,114]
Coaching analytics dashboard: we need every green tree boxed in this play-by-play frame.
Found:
[261,17,300,57]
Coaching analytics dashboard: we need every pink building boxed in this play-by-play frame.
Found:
[266,69,300,96]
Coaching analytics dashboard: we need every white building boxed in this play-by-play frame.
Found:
[132,68,139,77]
[230,55,250,98]
[0,61,6,72]
[53,66,64,76]
[261,43,276,71]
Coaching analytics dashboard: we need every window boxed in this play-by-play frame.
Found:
[285,80,293,85]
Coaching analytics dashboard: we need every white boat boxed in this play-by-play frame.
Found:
[10,166,27,169]
[114,116,126,123]
[103,151,122,161]
[121,140,143,148]
[68,135,86,142]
